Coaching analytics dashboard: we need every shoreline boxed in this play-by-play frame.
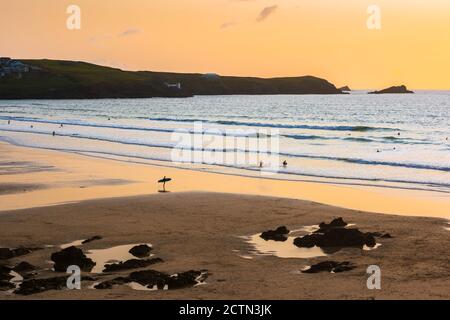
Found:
[0,141,449,219]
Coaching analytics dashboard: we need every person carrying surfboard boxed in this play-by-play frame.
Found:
[158,176,172,192]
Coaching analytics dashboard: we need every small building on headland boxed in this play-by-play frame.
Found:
[0,58,35,77]
[164,82,182,90]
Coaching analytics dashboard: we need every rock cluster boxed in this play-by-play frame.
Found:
[103,258,163,273]
[260,226,290,242]
[50,246,96,272]
[294,218,376,249]
[95,269,207,291]
[129,244,152,258]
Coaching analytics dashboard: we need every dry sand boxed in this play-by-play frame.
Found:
[0,192,449,300]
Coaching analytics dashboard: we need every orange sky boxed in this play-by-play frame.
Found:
[1,0,450,89]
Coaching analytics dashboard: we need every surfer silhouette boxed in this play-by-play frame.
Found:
[158,176,172,193]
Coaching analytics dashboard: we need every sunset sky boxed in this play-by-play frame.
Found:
[2,0,450,89]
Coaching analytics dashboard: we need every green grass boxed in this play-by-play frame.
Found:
[0,59,342,99]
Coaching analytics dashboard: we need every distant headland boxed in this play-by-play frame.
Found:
[0,58,344,99]
[368,85,414,94]
[339,86,351,92]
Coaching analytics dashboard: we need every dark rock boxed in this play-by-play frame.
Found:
[94,269,208,291]
[51,246,95,272]
[0,247,33,260]
[129,244,152,258]
[318,217,348,230]
[302,261,356,274]
[294,228,376,249]
[369,85,414,94]
[13,262,37,273]
[0,249,12,260]
[14,275,95,295]
[293,233,323,248]
[14,276,66,295]
[128,269,206,290]
[82,236,103,244]
[103,258,163,273]
[0,265,13,281]
[381,233,393,238]
[0,280,15,291]
[260,226,290,242]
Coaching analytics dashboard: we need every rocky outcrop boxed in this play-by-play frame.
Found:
[14,276,67,295]
[0,280,15,291]
[0,247,34,260]
[339,86,351,92]
[129,244,152,258]
[13,262,37,273]
[103,258,163,273]
[14,275,95,295]
[50,246,95,272]
[0,265,13,281]
[369,85,414,94]
[260,226,290,242]
[95,269,207,291]
[302,261,356,274]
[294,227,376,248]
[317,217,348,230]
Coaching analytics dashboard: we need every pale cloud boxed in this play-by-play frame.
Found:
[256,5,278,22]
[220,22,237,29]
[119,28,141,37]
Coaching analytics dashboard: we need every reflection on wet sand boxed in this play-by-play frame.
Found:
[1,142,450,219]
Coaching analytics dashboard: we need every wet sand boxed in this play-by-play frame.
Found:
[1,142,450,218]
[0,192,449,300]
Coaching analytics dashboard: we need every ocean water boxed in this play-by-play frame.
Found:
[0,92,449,193]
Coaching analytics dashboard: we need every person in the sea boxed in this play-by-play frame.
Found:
[7,120,10,125]
[259,161,264,168]
[60,124,63,128]
[283,160,288,167]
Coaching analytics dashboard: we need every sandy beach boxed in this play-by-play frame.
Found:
[1,142,450,218]
[0,142,449,300]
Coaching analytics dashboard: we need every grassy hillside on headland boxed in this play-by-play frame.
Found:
[0,59,343,99]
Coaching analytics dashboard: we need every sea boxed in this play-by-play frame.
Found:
[0,91,449,193]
